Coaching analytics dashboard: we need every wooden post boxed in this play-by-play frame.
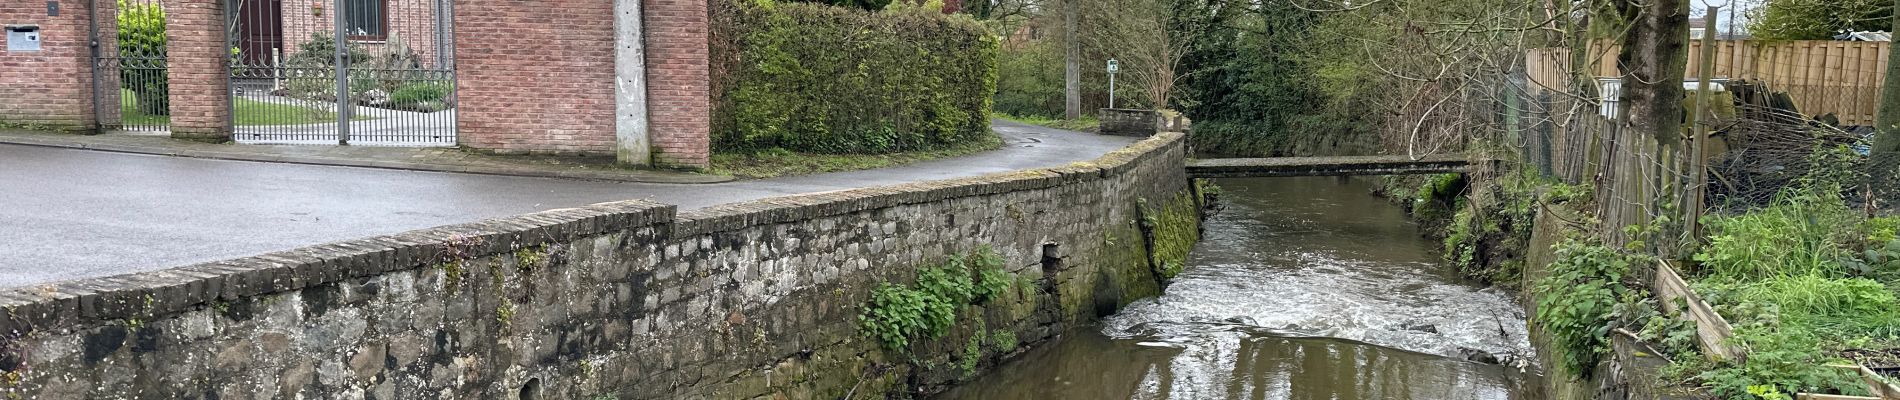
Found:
[1686,7,1718,254]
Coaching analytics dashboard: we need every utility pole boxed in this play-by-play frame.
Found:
[1063,0,1080,120]
[333,0,352,145]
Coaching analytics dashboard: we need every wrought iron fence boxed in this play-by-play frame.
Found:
[227,0,457,146]
[97,0,171,133]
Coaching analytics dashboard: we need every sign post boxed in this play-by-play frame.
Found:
[1107,59,1119,109]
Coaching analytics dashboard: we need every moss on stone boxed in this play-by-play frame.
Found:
[1145,191,1202,280]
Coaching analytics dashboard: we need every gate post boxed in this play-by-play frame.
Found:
[0,0,100,131]
[164,0,231,141]
[642,0,711,168]
[94,0,124,130]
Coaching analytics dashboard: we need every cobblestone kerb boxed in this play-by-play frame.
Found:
[0,133,1192,399]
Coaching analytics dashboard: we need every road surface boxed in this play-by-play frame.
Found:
[0,120,1132,287]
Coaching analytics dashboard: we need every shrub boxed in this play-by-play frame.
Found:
[389,82,451,110]
[118,0,168,115]
[858,247,1014,351]
[713,1,999,154]
[282,33,369,102]
[1535,239,1635,377]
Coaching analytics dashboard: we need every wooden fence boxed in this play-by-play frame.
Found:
[1526,40,1890,126]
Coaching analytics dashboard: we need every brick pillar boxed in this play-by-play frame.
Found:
[0,0,100,131]
[643,0,711,168]
[164,0,230,141]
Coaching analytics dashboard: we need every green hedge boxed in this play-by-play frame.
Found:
[713,1,999,154]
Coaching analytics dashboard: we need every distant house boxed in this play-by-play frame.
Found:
[1835,31,1892,41]
[229,0,454,69]
[1003,18,1048,48]
[1689,17,1750,40]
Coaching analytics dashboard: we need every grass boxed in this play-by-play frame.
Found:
[709,133,1004,179]
[993,112,1100,132]
[1677,185,1900,399]
[119,89,372,126]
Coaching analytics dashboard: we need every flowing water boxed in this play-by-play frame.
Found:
[938,177,1543,399]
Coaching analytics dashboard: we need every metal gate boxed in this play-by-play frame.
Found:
[227,0,456,146]
[95,0,171,133]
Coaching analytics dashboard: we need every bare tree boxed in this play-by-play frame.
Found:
[1079,0,1197,109]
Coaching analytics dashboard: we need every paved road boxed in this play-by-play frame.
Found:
[0,120,1132,287]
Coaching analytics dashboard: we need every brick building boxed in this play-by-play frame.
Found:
[0,0,713,168]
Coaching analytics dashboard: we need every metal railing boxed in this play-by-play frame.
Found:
[227,0,456,146]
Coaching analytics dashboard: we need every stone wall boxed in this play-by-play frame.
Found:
[1097,108,1157,137]
[0,133,1198,399]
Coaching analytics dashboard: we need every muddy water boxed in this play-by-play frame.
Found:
[938,177,1542,399]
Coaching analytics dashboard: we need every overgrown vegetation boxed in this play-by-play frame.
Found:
[992,113,1099,132]
[1438,170,1552,286]
[859,246,1013,352]
[1670,149,1900,399]
[711,0,999,155]
[1535,239,1637,377]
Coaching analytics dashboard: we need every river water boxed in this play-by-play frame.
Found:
[938,177,1542,399]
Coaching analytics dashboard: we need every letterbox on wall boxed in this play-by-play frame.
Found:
[5,25,41,52]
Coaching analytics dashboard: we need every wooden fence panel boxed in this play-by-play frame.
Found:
[1556,40,1887,125]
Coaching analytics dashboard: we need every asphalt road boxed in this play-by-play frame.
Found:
[0,120,1133,288]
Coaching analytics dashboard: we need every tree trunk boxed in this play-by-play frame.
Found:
[1064,0,1081,120]
[1873,0,1900,201]
[1616,0,1691,148]
[1612,0,1691,254]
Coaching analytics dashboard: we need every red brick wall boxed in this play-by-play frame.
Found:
[165,0,233,140]
[453,0,618,156]
[0,0,97,130]
[643,0,711,167]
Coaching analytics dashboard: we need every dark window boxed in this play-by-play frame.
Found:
[343,0,386,40]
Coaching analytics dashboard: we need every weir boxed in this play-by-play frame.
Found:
[1186,154,1474,178]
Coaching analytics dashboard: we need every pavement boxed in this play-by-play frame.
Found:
[0,119,1134,288]
[0,129,733,184]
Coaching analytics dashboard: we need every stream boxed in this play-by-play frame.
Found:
[937,177,1544,399]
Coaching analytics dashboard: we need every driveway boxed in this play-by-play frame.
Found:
[0,120,1132,287]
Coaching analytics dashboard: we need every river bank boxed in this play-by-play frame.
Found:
[936,177,1545,399]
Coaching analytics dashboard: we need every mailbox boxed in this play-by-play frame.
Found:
[6,25,40,52]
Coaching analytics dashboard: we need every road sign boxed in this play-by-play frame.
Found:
[1107,59,1119,74]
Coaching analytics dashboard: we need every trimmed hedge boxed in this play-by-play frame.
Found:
[712,0,999,154]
